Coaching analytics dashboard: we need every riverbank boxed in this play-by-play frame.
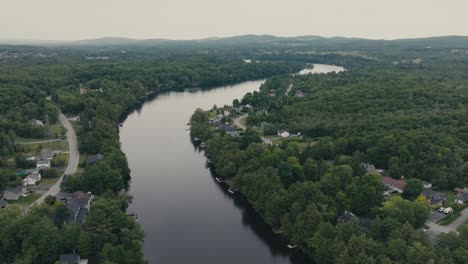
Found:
[120,79,311,263]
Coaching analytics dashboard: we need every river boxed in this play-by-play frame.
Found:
[119,64,344,264]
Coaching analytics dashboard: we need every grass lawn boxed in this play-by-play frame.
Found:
[50,124,65,137]
[8,193,41,206]
[22,140,68,153]
[16,137,48,143]
[37,177,61,187]
[437,204,468,226]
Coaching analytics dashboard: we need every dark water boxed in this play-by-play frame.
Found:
[120,65,343,263]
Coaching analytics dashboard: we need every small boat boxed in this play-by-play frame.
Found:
[228,187,238,194]
[200,142,207,148]
[215,177,224,183]
[187,122,190,125]
[193,137,200,141]
[287,244,297,249]
[272,229,280,234]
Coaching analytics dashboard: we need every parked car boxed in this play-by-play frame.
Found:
[443,207,453,214]
[438,207,445,212]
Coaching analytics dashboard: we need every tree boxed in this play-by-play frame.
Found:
[403,179,423,200]
[44,195,56,205]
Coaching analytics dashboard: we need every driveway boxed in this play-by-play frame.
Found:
[30,113,79,207]
[233,114,275,146]
[426,207,468,236]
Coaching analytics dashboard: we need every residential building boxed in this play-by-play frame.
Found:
[381,176,406,193]
[361,162,384,175]
[295,90,307,98]
[65,192,94,224]
[86,153,104,166]
[23,171,41,186]
[3,186,27,200]
[422,189,447,206]
[58,254,88,264]
[337,210,356,224]
[455,193,468,205]
[218,123,239,137]
[422,181,432,189]
[36,159,51,168]
[37,148,53,160]
[277,130,290,138]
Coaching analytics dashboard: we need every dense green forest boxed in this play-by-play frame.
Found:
[0,44,303,263]
[2,35,468,263]
[190,42,468,263]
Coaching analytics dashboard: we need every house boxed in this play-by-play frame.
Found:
[361,163,384,175]
[294,90,307,98]
[58,254,88,264]
[86,153,104,166]
[277,130,290,138]
[381,176,406,193]
[337,210,356,224]
[290,132,302,138]
[218,123,239,137]
[34,120,44,127]
[3,186,27,200]
[455,193,468,205]
[23,171,41,186]
[65,192,94,224]
[422,181,432,189]
[36,159,51,168]
[37,149,53,160]
[422,189,447,206]
[0,199,7,209]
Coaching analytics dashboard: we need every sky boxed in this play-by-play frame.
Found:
[2,0,468,41]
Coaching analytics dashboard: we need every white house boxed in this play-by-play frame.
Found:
[277,130,290,138]
[23,171,41,186]
[36,159,51,168]
[455,193,468,205]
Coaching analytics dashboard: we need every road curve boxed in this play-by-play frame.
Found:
[233,114,275,145]
[31,113,79,206]
[427,207,468,235]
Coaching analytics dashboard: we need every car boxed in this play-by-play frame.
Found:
[438,207,445,212]
[443,207,453,214]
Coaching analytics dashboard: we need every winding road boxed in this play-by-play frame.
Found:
[31,113,79,206]
[233,114,275,145]
[426,207,468,236]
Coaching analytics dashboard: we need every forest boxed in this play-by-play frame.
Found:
[190,44,468,263]
[0,44,303,263]
[2,36,468,263]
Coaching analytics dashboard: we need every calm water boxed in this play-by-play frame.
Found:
[120,65,342,264]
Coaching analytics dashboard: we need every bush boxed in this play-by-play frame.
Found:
[40,168,60,178]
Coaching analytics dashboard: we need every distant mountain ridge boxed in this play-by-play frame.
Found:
[2,35,468,49]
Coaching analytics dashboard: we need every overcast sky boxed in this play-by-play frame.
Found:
[2,0,467,40]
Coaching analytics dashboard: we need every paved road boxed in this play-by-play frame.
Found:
[426,207,468,236]
[30,113,79,206]
[233,114,275,145]
[18,139,65,144]
[285,83,293,96]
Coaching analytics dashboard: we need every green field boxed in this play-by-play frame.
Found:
[8,193,41,206]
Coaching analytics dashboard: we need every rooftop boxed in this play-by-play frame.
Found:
[382,176,406,190]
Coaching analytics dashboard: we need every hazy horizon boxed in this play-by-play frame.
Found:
[2,0,468,41]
